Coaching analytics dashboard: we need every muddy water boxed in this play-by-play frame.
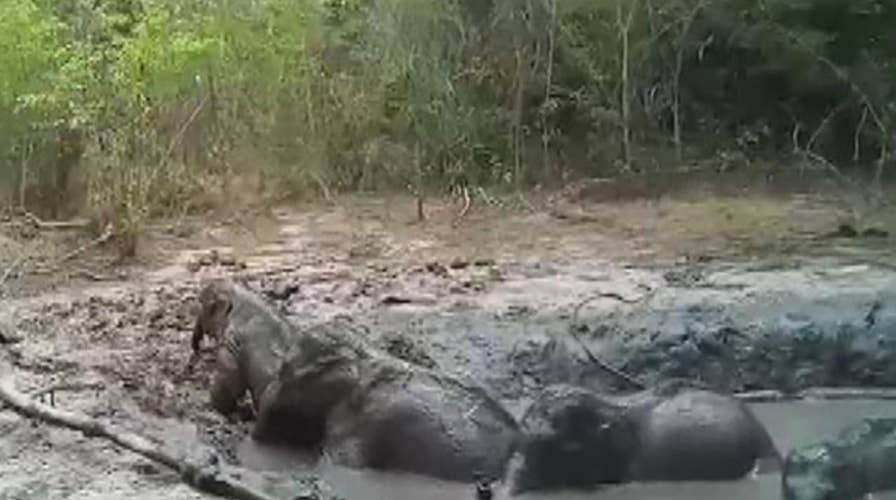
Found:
[237,399,896,500]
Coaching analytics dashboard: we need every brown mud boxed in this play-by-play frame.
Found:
[1,176,895,499]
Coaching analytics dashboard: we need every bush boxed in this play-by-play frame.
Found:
[0,0,893,247]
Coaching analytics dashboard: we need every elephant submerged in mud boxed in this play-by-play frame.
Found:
[782,417,896,500]
[191,280,781,490]
[254,328,522,482]
[192,279,521,483]
[508,382,783,494]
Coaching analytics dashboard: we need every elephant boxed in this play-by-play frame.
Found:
[509,382,783,494]
[190,278,303,416]
[192,279,520,483]
[782,417,896,500]
[252,325,523,483]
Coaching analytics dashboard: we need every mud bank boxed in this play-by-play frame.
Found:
[251,257,896,410]
[2,252,896,499]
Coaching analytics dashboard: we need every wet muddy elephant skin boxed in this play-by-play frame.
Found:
[626,386,781,481]
[191,279,299,415]
[509,383,782,494]
[782,417,896,500]
[254,327,523,483]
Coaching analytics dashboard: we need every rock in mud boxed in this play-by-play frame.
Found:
[782,417,896,500]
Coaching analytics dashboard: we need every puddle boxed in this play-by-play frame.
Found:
[237,399,896,500]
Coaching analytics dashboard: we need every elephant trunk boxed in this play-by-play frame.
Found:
[753,416,784,474]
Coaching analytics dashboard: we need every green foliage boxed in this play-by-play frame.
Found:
[0,0,894,240]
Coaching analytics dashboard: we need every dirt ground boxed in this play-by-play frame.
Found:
[1,173,894,500]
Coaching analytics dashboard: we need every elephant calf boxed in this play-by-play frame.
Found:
[782,417,896,500]
[191,278,301,415]
[509,383,782,494]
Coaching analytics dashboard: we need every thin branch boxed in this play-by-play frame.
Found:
[56,226,114,265]
[20,210,91,230]
[19,140,31,211]
[790,104,866,194]
[30,381,106,401]
[853,105,869,163]
[791,122,802,154]
[765,11,889,174]
[161,94,210,168]
[541,0,557,174]
[802,150,862,190]
[567,330,647,390]
[616,0,637,171]
[807,101,849,153]
[571,290,656,326]
[568,289,656,390]
[0,253,28,289]
[671,1,707,162]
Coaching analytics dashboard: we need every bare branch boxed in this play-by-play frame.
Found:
[19,210,91,230]
[853,105,869,163]
[0,375,291,500]
[567,289,656,390]
[807,101,850,153]
[0,253,28,289]
[765,13,889,177]
[541,0,558,173]
[56,226,114,265]
[161,94,210,168]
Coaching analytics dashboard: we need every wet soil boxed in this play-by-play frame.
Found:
[1,182,895,499]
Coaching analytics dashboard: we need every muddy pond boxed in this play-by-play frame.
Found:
[236,395,896,500]
[5,237,896,500]
[226,258,896,500]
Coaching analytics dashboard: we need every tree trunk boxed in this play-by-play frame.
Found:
[618,0,636,171]
[673,47,683,163]
[542,0,557,175]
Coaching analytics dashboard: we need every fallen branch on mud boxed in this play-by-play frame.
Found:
[734,387,896,403]
[567,290,655,391]
[20,210,91,231]
[0,253,28,288]
[571,290,655,316]
[0,375,289,500]
[547,205,610,224]
[30,381,107,403]
[27,227,115,276]
[2,227,115,285]
[56,226,114,265]
[567,332,647,391]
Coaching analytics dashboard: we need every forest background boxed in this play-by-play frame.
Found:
[1,0,894,251]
